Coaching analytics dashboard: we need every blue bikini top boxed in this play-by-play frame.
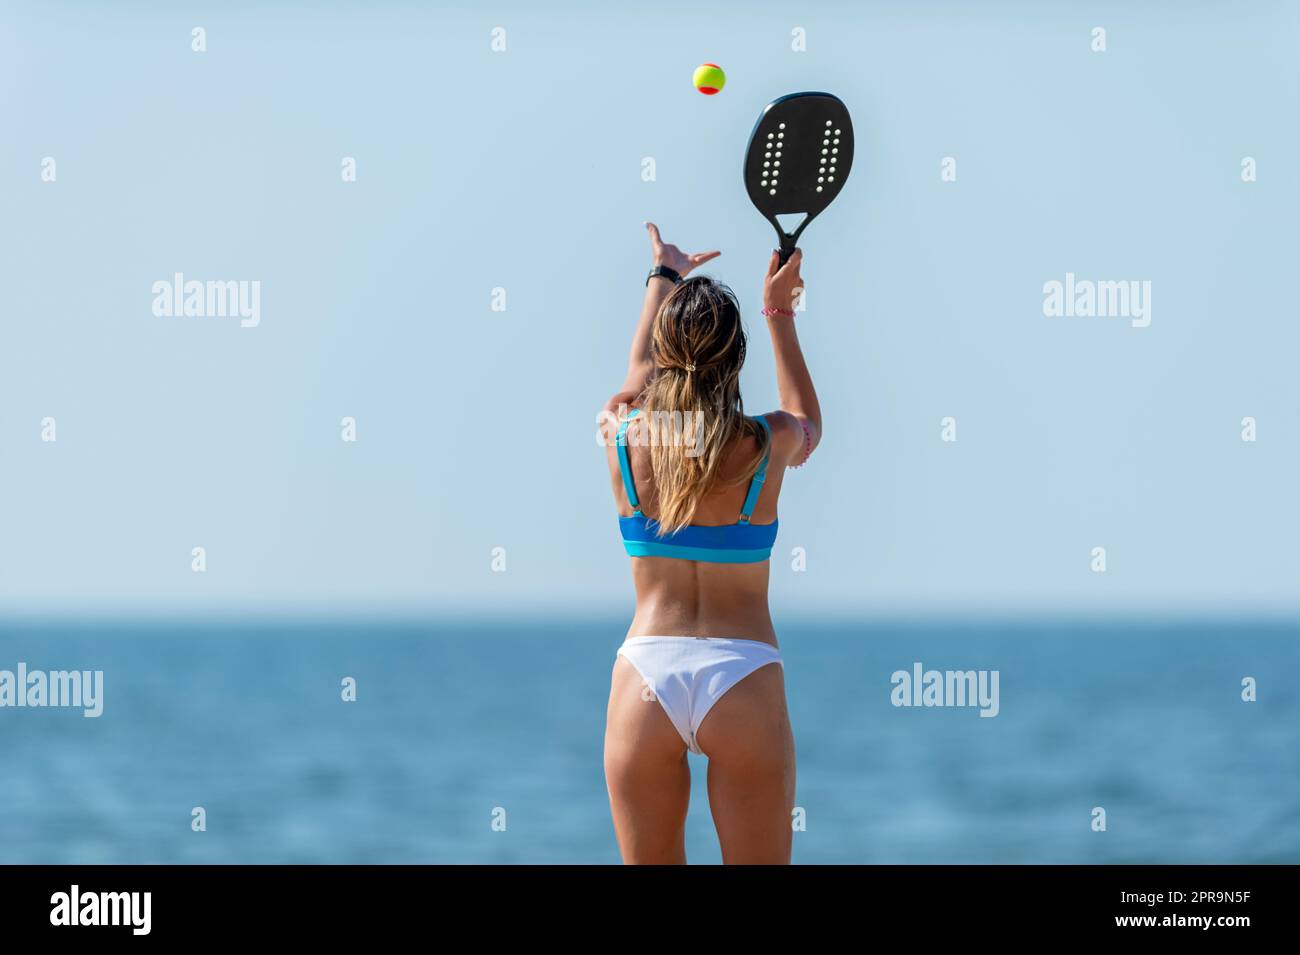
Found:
[616,409,777,564]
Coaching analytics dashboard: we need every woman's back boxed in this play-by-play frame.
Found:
[603,409,793,642]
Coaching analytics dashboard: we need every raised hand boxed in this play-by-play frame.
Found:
[763,248,803,313]
[645,221,720,278]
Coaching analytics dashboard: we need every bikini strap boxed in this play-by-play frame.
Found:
[738,414,771,524]
[615,409,642,516]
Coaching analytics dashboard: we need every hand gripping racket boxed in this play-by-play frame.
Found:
[744,92,854,265]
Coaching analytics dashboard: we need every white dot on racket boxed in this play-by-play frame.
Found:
[779,123,785,129]
[769,188,776,195]
[816,186,823,192]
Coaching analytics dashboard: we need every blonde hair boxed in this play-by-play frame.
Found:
[639,277,769,535]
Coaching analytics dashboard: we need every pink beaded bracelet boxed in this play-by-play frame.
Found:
[761,306,795,318]
[793,418,813,468]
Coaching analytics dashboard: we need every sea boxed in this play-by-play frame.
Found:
[1,618,1296,864]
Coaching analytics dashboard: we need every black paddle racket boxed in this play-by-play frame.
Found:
[743,91,854,265]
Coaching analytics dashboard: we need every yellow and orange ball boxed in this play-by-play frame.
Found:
[692,63,726,95]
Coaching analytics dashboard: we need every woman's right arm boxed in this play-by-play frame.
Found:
[762,249,822,466]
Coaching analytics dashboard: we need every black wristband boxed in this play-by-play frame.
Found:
[646,265,682,287]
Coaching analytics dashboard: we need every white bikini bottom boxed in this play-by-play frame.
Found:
[616,636,784,755]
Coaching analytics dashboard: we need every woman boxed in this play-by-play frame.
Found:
[599,222,822,864]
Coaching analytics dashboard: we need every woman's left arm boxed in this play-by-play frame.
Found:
[618,222,720,398]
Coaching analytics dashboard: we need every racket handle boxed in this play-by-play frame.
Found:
[778,242,797,267]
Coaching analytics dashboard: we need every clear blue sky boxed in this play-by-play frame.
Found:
[2,1,1297,618]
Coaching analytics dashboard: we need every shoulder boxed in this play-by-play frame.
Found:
[753,410,804,467]
[598,391,641,446]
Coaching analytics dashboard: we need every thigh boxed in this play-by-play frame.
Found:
[603,655,691,864]
[697,661,795,864]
